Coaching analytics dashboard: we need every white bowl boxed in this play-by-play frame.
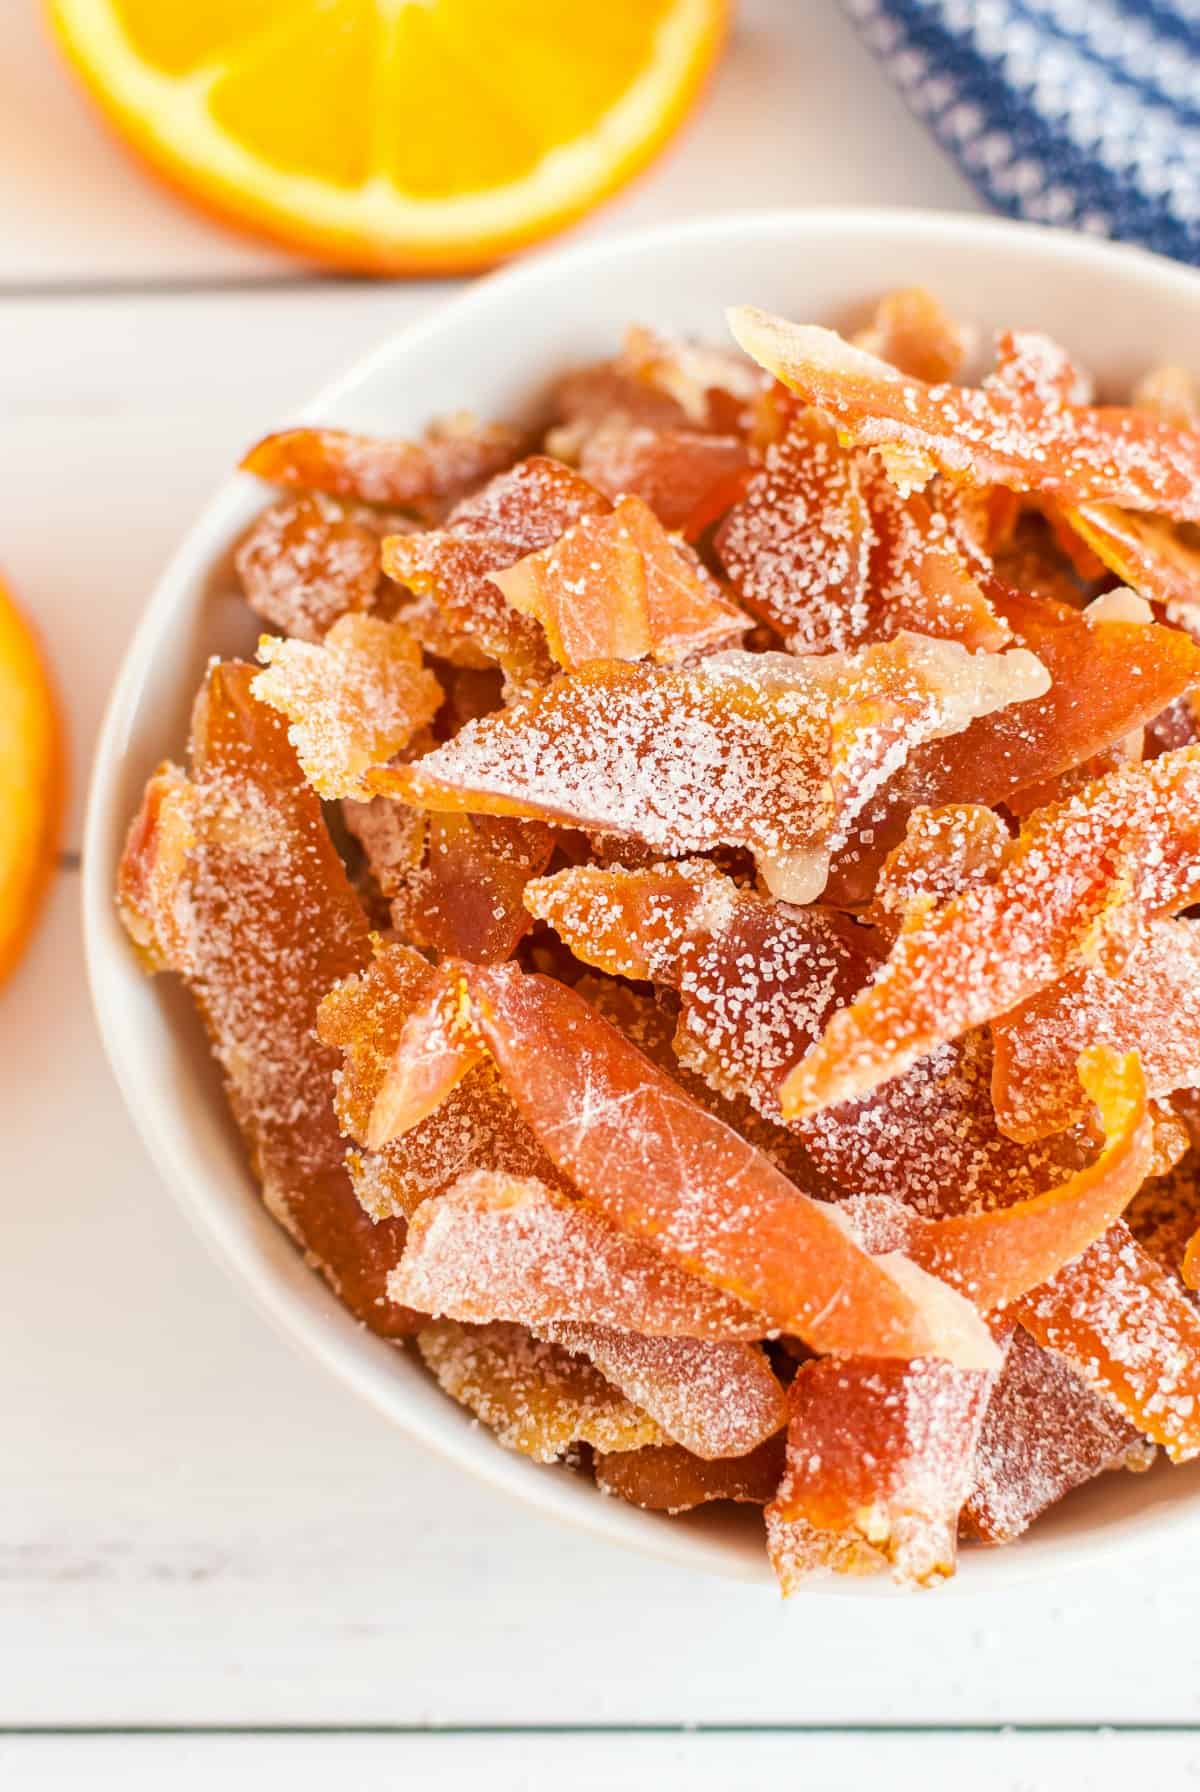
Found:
[84,209,1200,1592]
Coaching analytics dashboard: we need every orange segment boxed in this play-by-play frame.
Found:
[0,574,63,990]
[48,0,729,274]
[109,0,301,76]
[208,3,381,190]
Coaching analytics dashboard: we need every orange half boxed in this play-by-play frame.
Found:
[47,0,729,274]
[0,576,64,990]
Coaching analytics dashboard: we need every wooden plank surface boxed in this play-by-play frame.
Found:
[4,1733,1200,1792]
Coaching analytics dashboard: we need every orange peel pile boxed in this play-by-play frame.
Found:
[117,296,1200,1592]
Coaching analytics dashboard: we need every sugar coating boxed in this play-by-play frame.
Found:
[579,423,749,531]
[402,636,1045,903]
[768,1354,992,1588]
[962,1328,1149,1543]
[317,943,555,1222]
[541,1320,787,1459]
[716,419,1004,654]
[784,747,1200,1121]
[416,1319,664,1463]
[242,414,521,508]
[236,493,381,643]
[494,493,744,669]
[460,965,1000,1371]
[530,862,1082,1221]
[382,455,609,691]
[389,1169,768,1339]
[1016,1222,1200,1462]
[993,919,1200,1140]
[252,613,442,800]
[729,310,1200,521]
[119,662,416,1338]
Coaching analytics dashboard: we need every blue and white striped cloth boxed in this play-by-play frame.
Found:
[843,0,1200,265]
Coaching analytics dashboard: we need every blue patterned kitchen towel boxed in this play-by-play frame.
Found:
[842,0,1200,265]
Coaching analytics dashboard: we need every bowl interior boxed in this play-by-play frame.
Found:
[84,210,1200,1591]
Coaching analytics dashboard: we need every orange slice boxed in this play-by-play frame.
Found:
[47,0,729,274]
[0,574,63,990]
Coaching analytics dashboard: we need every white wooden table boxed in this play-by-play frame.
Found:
[3,3,1198,1785]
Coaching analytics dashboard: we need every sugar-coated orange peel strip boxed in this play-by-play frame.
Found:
[961,1327,1146,1543]
[595,1435,786,1512]
[366,959,1000,1371]
[892,1048,1155,1309]
[716,413,1007,654]
[241,417,521,509]
[379,455,609,689]
[824,588,1200,906]
[251,613,442,801]
[316,940,555,1223]
[539,1321,787,1459]
[365,967,486,1152]
[524,857,734,983]
[578,423,751,535]
[390,811,554,965]
[527,861,1088,1224]
[1063,502,1200,632]
[117,762,199,976]
[727,307,1200,521]
[767,1354,993,1587]
[117,662,419,1338]
[989,328,1094,408]
[416,1319,664,1464]
[870,803,1010,930]
[445,453,609,543]
[526,859,867,1118]
[992,919,1200,1141]
[383,529,556,691]
[235,494,382,644]
[781,747,1200,1121]
[571,970,826,1193]
[491,493,745,668]
[388,1169,769,1340]
[852,286,969,384]
[1013,1222,1200,1461]
[388,636,1046,904]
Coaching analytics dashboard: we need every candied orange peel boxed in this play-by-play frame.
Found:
[118,290,1200,1592]
[864,1048,1156,1310]
[391,635,1047,903]
[492,493,745,668]
[768,1354,992,1586]
[389,1169,769,1340]
[242,417,522,510]
[728,308,1200,520]
[252,613,442,800]
[716,412,1007,654]
[417,1319,664,1463]
[781,748,1200,1122]
[364,959,1000,1373]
